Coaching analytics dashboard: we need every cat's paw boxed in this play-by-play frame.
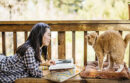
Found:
[104,67,109,70]
[104,66,112,70]
[115,69,122,72]
[115,65,124,72]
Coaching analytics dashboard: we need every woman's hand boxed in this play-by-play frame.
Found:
[40,60,56,66]
[46,60,56,66]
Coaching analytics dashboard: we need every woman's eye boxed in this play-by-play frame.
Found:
[48,34,51,36]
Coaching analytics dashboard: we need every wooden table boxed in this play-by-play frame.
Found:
[15,75,130,83]
[15,68,130,83]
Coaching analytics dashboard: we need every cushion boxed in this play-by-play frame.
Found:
[80,61,130,79]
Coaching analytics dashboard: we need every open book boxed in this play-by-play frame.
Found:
[49,59,75,70]
[44,66,82,82]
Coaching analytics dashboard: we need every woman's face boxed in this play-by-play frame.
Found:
[42,28,51,46]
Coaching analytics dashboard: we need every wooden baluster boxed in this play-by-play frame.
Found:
[84,31,87,66]
[128,3,130,67]
[24,31,28,42]
[13,32,17,54]
[95,31,99,61]
[48,34,51,60]
[2,32,6,55]
[72,31,76,64]
[58,31,65,59]
[129,40,130,68]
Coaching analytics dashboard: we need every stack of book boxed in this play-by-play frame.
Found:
[44,59,82,82]
[49,59,75,70]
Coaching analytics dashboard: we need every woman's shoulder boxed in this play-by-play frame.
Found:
[26,45,35,53]
[23,46,35,59]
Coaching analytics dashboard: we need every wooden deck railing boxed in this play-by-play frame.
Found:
[0,20,130,67]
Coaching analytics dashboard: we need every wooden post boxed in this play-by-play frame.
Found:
[2,32,6,55]
[128,3,130,67]
[13,32,17,54]
[58,31,65,59]
[95,31,99,61]
[72,31,76,64]
[84,31,87,65]
[48,36,51,60]
[24,31,28,42]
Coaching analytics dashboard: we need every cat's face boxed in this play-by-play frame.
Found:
[87,32,97,45]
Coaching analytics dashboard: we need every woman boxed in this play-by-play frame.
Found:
[0,23,55,83]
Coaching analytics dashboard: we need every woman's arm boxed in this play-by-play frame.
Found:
[23,47,43,77]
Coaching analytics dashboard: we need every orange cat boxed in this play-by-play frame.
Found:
[87,30,130,72]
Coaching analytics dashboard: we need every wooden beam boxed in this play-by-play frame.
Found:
[1,20,130,24]
[0,23,130,31]
[58,31,65,59]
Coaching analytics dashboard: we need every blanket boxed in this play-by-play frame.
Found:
[80,61,130,79]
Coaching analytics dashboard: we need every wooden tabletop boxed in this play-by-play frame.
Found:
[15,68,130,83]
[15,75,130,83]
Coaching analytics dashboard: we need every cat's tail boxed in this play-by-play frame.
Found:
[124,33,130,48]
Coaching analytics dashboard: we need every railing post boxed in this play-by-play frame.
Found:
[128,3,130,67]
[58,31,66,59]
[24,31,28,42]
[48,35,51,60]
[2,32,6,55]
[84,31,87,65]
[95,31,99,61]
[72,31,76,64]
[13,32,17,54]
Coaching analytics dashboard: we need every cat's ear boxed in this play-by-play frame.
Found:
[85,33,89,39]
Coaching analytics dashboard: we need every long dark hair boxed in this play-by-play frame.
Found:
[16,23,50,62]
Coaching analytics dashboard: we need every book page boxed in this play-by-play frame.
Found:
[49,59,75,70]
